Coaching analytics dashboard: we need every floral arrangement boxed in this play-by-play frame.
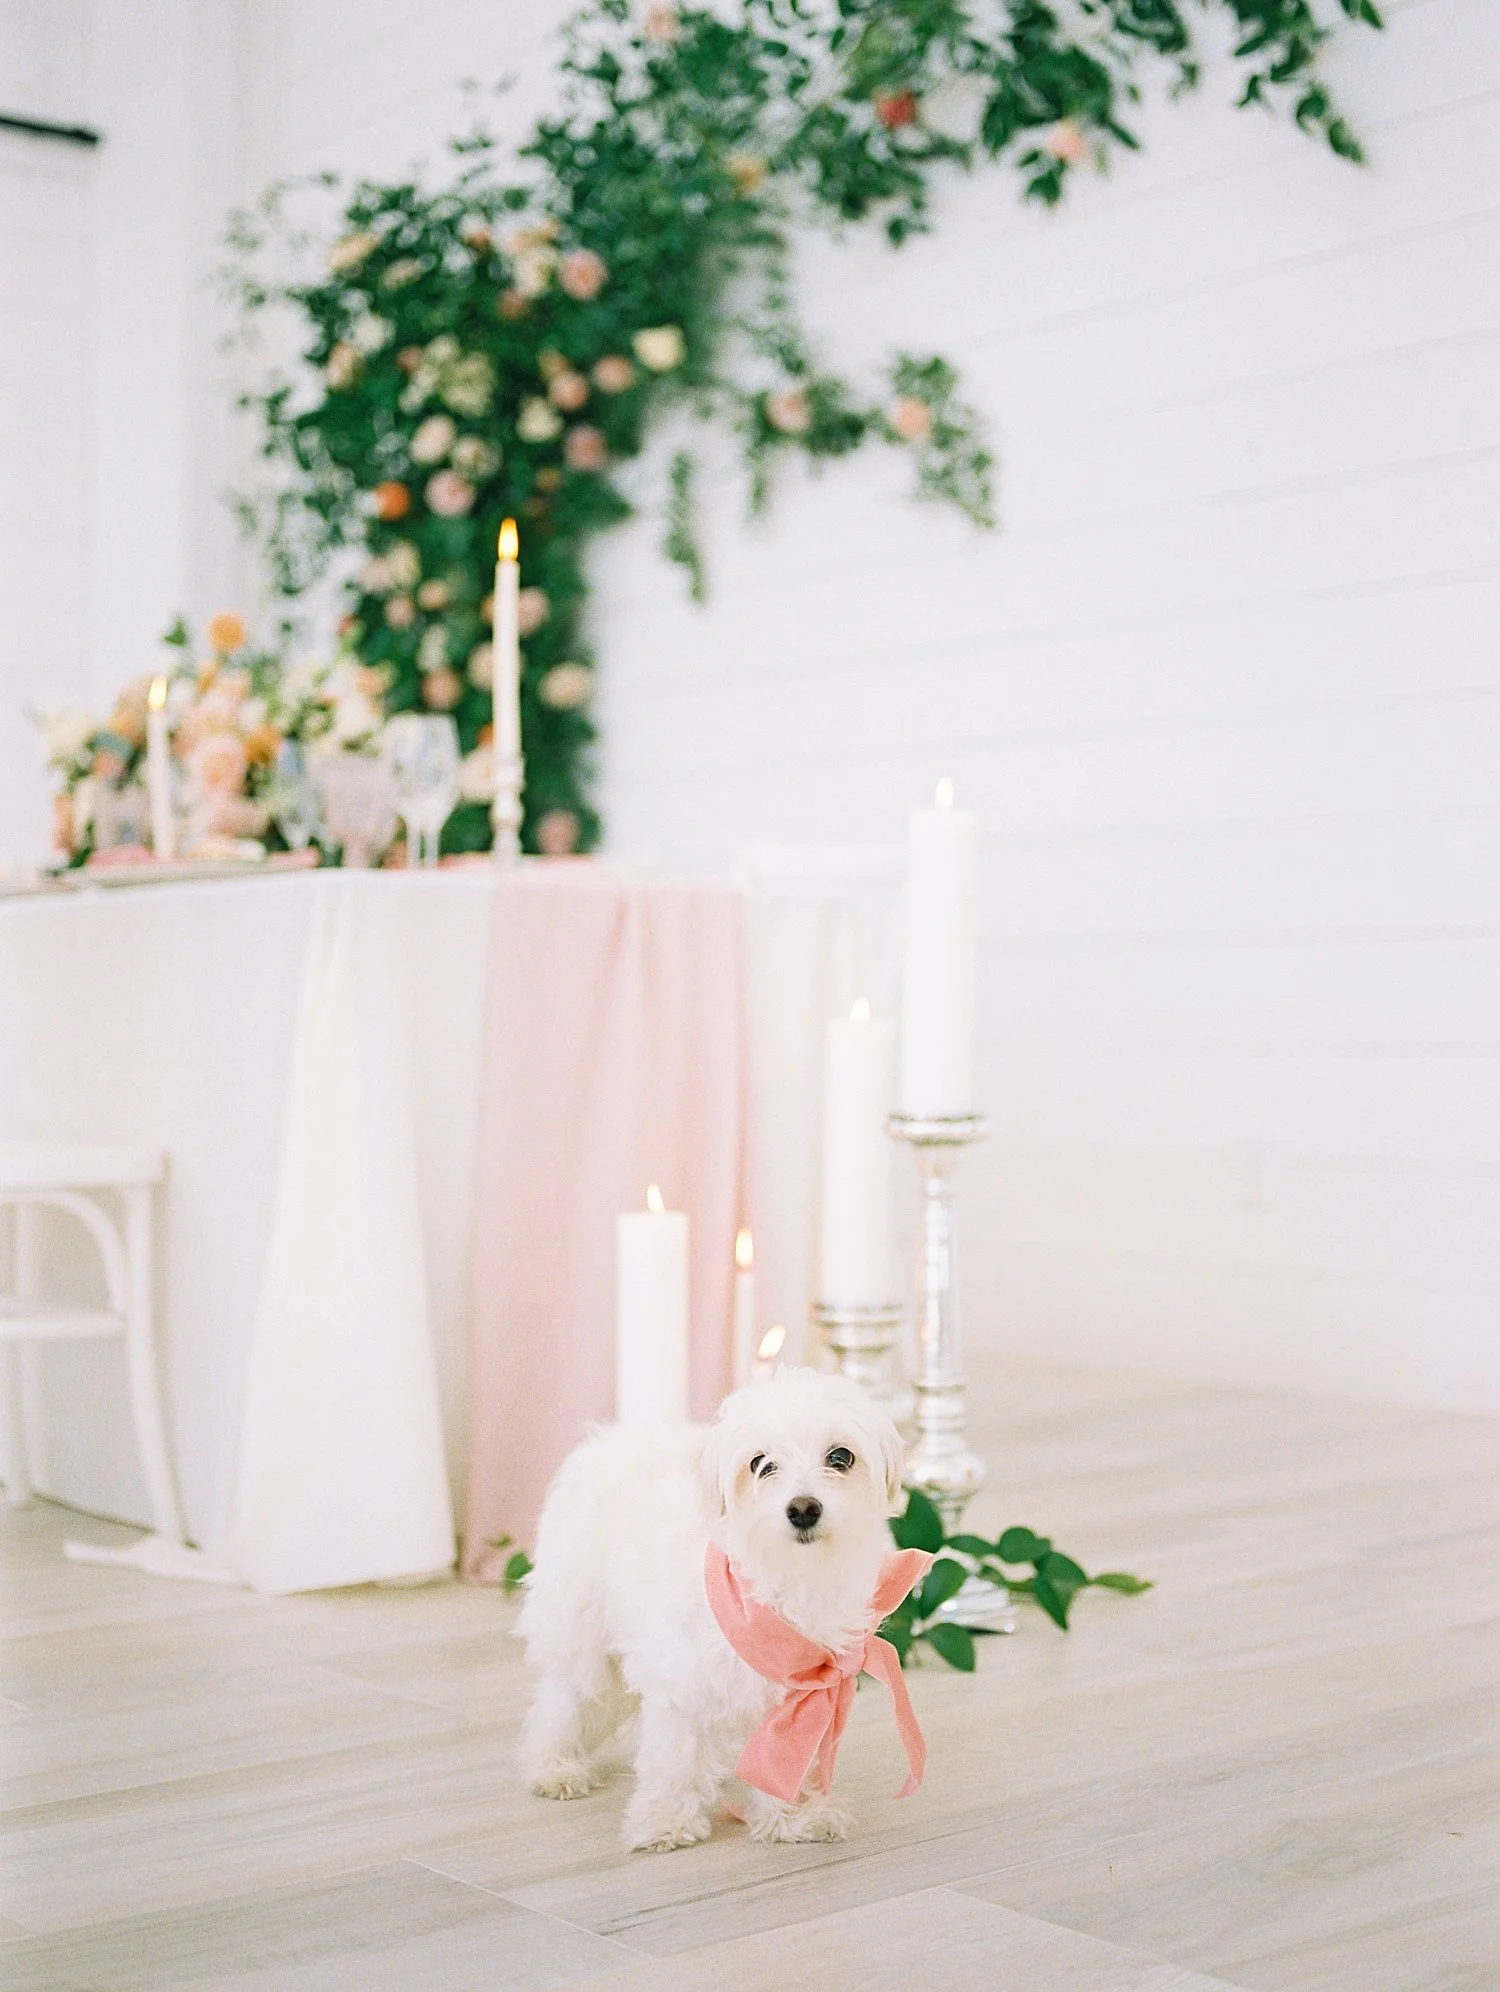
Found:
[226,0,1381,854]
[40,614,383,868]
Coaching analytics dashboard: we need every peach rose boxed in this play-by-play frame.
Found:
[558,248,608,300]
[642,2,680,43]
[467,642,494,688]
[888,395,933,443]
[244,723,284,768]
[328,231,379,274]
[549,370,590,412]
[385,596,417,629]
[875,91,918,129]
[417,578,452,610]
[497,288,530,321]
[206,611,248,655]
[633,324,685,372]
[564,424,608,472]
[725,151,767,196]
[592,354,636,393]
[372,480,412,521]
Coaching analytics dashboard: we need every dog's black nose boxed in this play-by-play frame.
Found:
[786,1497,823,1533]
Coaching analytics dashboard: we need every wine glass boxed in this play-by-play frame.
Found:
[268,740,321,851]
[382,715,461,868]
[316,752,398,869]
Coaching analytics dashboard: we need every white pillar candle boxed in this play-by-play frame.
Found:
[492,518,521,764]
[732,1228,756,1387]
[616,1183,690,1423]
[818,997,897,1306]
[898,777,979,1118]
[145,676,174,861]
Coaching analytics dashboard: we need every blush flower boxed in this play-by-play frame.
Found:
[371,481,412,522]
[592,354,636,393]
[417,578,452,610]
[1045,117,1089,164]
[564,424,608,472]
[642,2,680,43]
[559,248,609,300]
[189,731,249,798]
[425,470,476,517]
[725,151,767,196]
[385,596,417,630]
[517,587,550,637]
[467,643,494,688]
[765,388,811,434]
[420,667,463,711]
[410,414,456,464]
[888,395,933,443]
[875,91,919,130]
[537,808,581,855]
[549,370,590,412]
[538,663,593,709]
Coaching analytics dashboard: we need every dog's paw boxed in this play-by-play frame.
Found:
[624,1804,712,1853]
[530,1759,598,1800]
[748,1794,853,1844]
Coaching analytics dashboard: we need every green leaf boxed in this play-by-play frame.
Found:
[924,1621,976,1671]
[946,1534,996,1559]
[1037,1550,1088,1594]
[1030,1570,1072,1629]
[996,1526,1044,1564]
[891,1488,945,1554]
[503,1550,533,1592]
[918,1557,968,1618]
[1093,1572,1154,1595]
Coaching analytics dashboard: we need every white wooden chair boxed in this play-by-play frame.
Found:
[0,1143,185,1544]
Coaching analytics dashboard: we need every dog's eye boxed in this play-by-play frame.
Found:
[825,1446,856,1472]
[749,1454,777,1479]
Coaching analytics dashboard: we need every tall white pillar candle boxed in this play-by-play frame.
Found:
[818,998,897,1305]
[897,777,979,1117]
[145,675,174,860]
[492,518,521,763]
[616,1183,690,1423]
[732,1228,756,1387]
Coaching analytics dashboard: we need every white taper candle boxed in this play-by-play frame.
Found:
[616,1183,690,1423]
[897,777,979,1117]
[818,997,897,1305]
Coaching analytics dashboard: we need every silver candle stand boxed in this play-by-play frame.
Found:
[888,1111,1015,1633]
[809,1300,911,1423]
[490,751,524,863]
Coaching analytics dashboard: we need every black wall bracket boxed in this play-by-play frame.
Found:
[0,112,101,147]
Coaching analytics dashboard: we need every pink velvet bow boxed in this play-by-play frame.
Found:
[704,1541,934,1804]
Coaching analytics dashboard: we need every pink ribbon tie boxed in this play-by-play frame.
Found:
[704,1541,933,1803]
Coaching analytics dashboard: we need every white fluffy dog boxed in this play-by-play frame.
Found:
[517,1366,906,1851]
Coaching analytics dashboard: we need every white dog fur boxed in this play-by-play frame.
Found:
[517,1366,907,1851]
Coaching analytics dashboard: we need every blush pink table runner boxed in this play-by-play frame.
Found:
[463,868,750,1573]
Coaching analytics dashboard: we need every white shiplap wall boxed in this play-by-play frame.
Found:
[0,1,94,865]
[172,0,1500,1408]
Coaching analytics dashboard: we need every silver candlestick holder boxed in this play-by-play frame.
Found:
[491,751,523,863]
[888,1111,1016,1634]
[811,1300,912,1424]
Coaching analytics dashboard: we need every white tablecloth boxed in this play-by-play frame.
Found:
[0,862,891,1590]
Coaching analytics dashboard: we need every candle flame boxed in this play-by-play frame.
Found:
[735,1227,753,1270]
[758,1325,786,1362]
[849,996,871,1025]
[646,1183,665,1215]
[497,518,519,561]
[935,776,955,810]
[148,676,168,712]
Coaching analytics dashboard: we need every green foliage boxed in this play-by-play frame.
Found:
[486,1533,535,1591]
[881,1491,1153,1665]
[226,0,1379,850]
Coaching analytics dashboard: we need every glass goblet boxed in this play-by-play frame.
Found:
[382,714,461,868]
[316,752,397,869]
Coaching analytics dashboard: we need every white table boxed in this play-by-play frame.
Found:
[0,863,883,1590]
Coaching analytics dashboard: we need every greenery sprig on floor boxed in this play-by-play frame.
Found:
[881,1489,1152,1671]
[227,0,1381,853]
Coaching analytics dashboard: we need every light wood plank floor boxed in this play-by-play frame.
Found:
[3,1361,1498,1990]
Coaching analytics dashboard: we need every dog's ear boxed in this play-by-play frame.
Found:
[873,1407,907,1513]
